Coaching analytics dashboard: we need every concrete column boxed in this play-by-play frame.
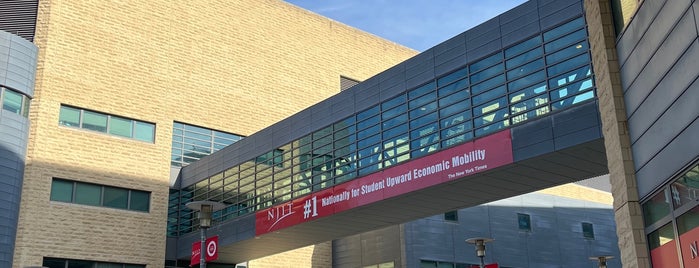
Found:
[584,0,649,267]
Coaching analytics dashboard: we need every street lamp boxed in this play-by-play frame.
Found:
[187,201,226,268]
[589,256,614,268]
[466,237,494,268]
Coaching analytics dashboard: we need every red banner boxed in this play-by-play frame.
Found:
[256,130,513,235]
[191,236,218,266]
[680,225,699,267]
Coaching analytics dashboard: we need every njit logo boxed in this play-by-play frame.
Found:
[265,202,294,231]
[303,196,318,219]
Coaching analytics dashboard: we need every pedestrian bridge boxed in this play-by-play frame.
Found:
[167,0,607,263]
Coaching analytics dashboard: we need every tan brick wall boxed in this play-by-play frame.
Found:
[15,0,416,267]
[536,182,613,205]
[584,0,648,267]
[247,242,332,268]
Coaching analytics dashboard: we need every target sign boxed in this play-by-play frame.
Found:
[190,235,219,266]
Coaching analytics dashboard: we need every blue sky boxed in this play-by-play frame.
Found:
[285,0,528,51]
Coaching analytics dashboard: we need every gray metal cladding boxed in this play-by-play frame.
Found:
[0,0,38,42]
[616,0,699,197]
[0,30,37,268]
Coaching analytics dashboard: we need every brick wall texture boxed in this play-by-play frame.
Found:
[13,0,416,267]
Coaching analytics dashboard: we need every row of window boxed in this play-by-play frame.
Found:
[59,105,156,142]
[1,86,30,117]
[445,211,595,239]
[171,121,244,167]
[50,178,151,212]
[170,16,597,235]
[642,162,699,250]
[420,260,512,268]
[43,257,144,268]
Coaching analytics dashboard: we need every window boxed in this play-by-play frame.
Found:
[518,213,531,231]
[50,178,150,212]
[1,86,30,116]
[171,122,243,167]
[43,257,145,268]
[364,261,395,268]
[444,210,458,222]
[58,105,155,142]
[582,222,594,239]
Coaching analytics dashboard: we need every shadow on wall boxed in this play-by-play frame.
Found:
[332,197,621,268]
[0,143,24,268]
[311,241,333,268]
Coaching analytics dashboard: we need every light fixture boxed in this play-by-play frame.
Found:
[187,201,226,268]
[589,255,614,268]
[466,237,494,268]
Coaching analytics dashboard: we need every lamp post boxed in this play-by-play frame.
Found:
[186,201,225,268]
[466,237,494,268]
[589,256,614,268]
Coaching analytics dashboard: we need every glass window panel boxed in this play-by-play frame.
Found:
[505,47,542,69]
[408,82,436,99]
[383,123,408,140]
[334,116,356,131]
[543,17,585,42]
[357,114,380,130]
[441,120,472,139]
[382,95,405,110]
[678,206,699,235]
[357,105,380,122]
[549,65,592,88]
[505,35,542,57]
[546,53,590,77]
[22,96,30,117]
[441,132,473,148]
[475,118,509,137]
[440,112,471,128]
[474,96,507,117]
[472,86,506,106]
[185,131,212,141]
[409,111,438,129]
[59,106,81,127]
[357,123,380,140]
[642,189,672,227]
[109,116,133,138]
[474,108,509,128]
[510,82,547,103]
[438,67,468,87]
[545,28,587,52]
[471,74,505,95]
[184,124,210,135]
[42,258,67,268]
[582,222,595,239]
[383,113,407,129]
[439,89,469,107]
[382,103,407,120]
[470,63,503,84]
[130,191,150,212]
[550,78,593,101]
[512,106,550,125]
[672,165,699,209]
[103,186,128,209]
[508,70,546,93]
[469,52,502,73]
[409,102,437,120]
[648,223,675,250]
[357,133,381,149]
[50,179,74,202]
[437,78,469,97]
[439,102,470,118]
[74,183,101,206]
[545,42,588,64]
[518,213,531,231]
[134,121,154,142]
[511,95,549,114]
[410,123,438,139]
[81,110,108,132]
[409,92,436,109]
[506,58,544,80]
[2,89,23,114]
[67,260,94,268]
[551,90,594,110]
